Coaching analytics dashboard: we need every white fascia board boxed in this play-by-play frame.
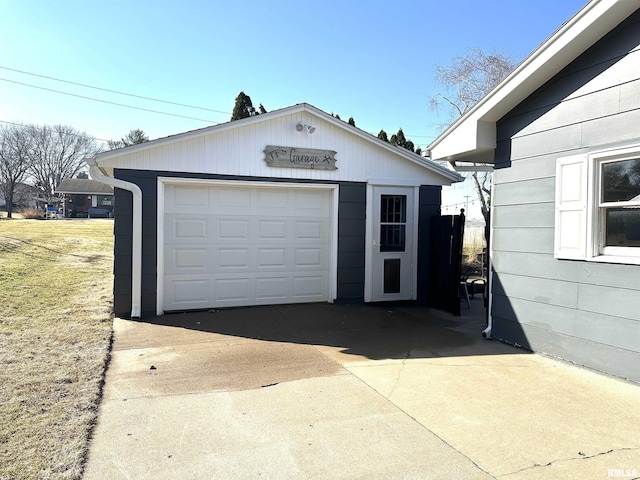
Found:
[304,105,462,182]
[429,0,636,163]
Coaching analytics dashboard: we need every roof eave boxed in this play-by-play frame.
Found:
[428,0,636,163]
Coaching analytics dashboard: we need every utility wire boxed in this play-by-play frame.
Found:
[0,77,221,124]
[0,65,231,116]
[0,65,436,143]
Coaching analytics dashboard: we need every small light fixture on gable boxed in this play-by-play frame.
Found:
[296,122,316,134]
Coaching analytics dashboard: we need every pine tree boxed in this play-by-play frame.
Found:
[377,130,389,142]
[348,117,356,126]
[107,129,149,150]
[389,128,415,153]
[230,92,255,121]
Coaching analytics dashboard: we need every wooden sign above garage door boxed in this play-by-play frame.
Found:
[264,146,338,170]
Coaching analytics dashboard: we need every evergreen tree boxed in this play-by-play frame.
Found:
[377,130,389,142]
[230,92,255,121]
[258,104,267,114]
[348,117,356,126]
[108,129,149,150]
[389,128,415,153]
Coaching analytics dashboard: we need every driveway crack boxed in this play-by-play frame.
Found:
[498,447,640,478]
[387,351,410,399]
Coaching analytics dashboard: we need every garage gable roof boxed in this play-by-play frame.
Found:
[93,103,462,183]
[428,0,638,164]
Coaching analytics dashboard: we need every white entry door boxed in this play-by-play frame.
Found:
[370,186,415,301]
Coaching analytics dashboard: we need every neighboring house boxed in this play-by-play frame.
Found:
[429,0,640,383]
[87,103,462,318]
[0,183,39,210]
[55,178,114,217]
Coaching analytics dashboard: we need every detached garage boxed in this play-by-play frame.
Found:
[88,103,461,318]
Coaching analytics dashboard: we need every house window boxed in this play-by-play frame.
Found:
[555,146,640,264]
[599,157,640,254]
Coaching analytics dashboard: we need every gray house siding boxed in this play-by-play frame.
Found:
[335,183,366,303]
[491,8,640,382]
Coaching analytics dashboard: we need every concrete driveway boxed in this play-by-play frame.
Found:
[83,299,640,479]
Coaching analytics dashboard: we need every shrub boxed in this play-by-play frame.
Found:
[19,207,43,219]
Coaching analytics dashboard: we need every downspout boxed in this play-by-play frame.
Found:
[86,158,142,318]
[482,179,495,339]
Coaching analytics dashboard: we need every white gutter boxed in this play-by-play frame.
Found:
[86,158,142,318]
[482,180,495,339]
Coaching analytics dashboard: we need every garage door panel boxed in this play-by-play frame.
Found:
[295,220,323,240]
[258,220,287,239]
[294,248,323,268]
[292,275,326,298]
[217,219,250,240]
[215,278,251,302]
[166,185,210,213]
[257,248,287,268]
[163,183,332,312]
[216,188,251,210]
[173,247,209,271]
[257,189,289,209]
[255,277,288,300]
[165,215,213,244]
[166,277,211,308]
[218,248,250,269]
[165,245,214,275]
[293,190,331,214]
[174,217,207,239]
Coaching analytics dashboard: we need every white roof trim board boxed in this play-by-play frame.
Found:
[93,103,462,183]
[428,0,638,164]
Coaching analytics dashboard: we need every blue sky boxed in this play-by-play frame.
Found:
[0,0,587,217]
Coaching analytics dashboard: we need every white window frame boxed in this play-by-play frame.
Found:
[555,145,640,265]
[590,146,640,263]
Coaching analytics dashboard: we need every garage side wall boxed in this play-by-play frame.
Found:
[491,9,640,382]
[112,169,367,316]
[417,185,441,305]
[336,183,366,303]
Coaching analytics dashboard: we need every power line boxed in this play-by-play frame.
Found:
[0,77,222,124]
[0,65,437,143]
[0,65,231,116]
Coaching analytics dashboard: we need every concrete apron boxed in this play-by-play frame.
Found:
[84,300,640,480]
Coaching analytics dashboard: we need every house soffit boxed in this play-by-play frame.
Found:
[428,0,638,164]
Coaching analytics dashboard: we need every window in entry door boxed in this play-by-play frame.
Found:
[380,195,406,252]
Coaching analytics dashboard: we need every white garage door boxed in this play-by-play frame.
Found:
[162,182,333,312]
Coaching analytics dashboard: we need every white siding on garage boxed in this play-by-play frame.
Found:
[97,108,452,186]
[162,182,333,311]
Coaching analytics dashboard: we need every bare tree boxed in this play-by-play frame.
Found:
[431,48,516,234]
[29,124,100,205]
[0,124,33,218]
